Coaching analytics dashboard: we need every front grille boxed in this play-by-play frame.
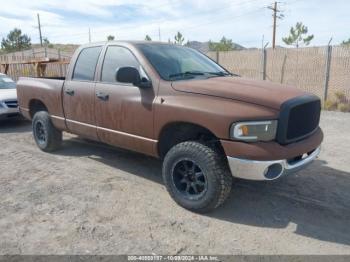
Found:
[4,100,18,108]
[277,95,321,144]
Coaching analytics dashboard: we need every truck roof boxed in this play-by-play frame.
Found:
[79,40,177,48]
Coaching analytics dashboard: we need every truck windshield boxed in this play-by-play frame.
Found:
[0,75,16,89]
[136,43,231,81]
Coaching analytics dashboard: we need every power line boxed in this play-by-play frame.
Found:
[50,0,255,39]
[46,0,265,41]
[144,6,266,42]
[137,5,263,42]
[183,7,265,33]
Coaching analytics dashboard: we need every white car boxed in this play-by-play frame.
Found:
[0,73,20,120]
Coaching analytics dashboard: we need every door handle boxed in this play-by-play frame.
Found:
[65,89,75,96]
[96,92,109,101]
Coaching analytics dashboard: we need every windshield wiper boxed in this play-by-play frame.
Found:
[204,71,232,76]
[168,71,205,79]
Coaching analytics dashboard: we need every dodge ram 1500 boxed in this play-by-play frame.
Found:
[17,41,323,212]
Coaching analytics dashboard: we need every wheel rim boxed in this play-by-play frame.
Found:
[35,121,46,144]
[172,159,208,199]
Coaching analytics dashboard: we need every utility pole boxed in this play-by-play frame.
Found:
[88,28,91,43]
[268,2,284,49]
[272,2,277,49]
[158,27,161,42]
[37,13,43,47]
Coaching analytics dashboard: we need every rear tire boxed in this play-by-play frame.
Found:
[32,111,62,152]
[162,141,232,213]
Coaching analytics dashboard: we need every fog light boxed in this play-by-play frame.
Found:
[264,163,283,179]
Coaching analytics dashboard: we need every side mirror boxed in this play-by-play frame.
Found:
[116,67,140,86]
[116,67,152,88]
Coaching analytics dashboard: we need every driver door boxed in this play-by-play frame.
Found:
[94,45,156,155]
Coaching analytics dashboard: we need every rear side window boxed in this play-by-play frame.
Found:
[73,46,102,81]
[101,46,139,83]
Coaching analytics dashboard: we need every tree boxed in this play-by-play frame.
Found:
[282,22,314,48]
[1,28,31,52]
[174,32,184,45]
[43,37,54,48]
[43,37,50,44]
[209,37,234,51]
[145,35,152,41]
[107,35,115,41]
[342,38,350,46]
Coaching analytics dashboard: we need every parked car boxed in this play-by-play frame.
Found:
[16,41,323,212]
[0,73,19,120]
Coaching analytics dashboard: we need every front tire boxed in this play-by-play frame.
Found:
[32,111,62,152]
[162,141,232,213]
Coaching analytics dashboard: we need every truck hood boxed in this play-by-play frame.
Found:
[171,77,306,110]
[0,88,17,101]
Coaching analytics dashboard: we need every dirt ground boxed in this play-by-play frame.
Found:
[0,111,349,255]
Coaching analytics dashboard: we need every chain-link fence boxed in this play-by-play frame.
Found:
[1,46,350,103]
[207,46,350,102]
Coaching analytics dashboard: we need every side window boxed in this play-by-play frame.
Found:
[73,46,102,81]
[101,46,139,83]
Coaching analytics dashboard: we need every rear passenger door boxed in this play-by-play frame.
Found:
[94,45,156,155]
[63,46,102,139]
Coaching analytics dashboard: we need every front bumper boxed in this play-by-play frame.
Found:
[227,146,321,181]
[0,106,20,119]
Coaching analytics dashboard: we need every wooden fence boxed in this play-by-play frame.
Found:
[0,47,73,80]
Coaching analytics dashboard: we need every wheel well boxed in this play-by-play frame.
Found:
[158,122,224,159]
[29,99,48,118]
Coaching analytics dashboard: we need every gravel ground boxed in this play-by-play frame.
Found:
[0,111,349,255]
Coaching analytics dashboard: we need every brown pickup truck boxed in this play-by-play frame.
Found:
[17,41,323,212]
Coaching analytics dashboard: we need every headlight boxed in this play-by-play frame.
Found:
[0,101,5,109]
[230,120,278,142]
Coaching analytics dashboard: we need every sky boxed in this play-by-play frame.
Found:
[0,0,348,48]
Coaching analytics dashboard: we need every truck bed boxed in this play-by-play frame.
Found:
[16,77,66,121]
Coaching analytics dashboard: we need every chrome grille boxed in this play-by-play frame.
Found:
[4,100,18,108]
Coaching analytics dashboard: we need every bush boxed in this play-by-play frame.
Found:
[324,91,350,112]
[334,91,347,104]
[337,103,350,112]
[324,99,338,111]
